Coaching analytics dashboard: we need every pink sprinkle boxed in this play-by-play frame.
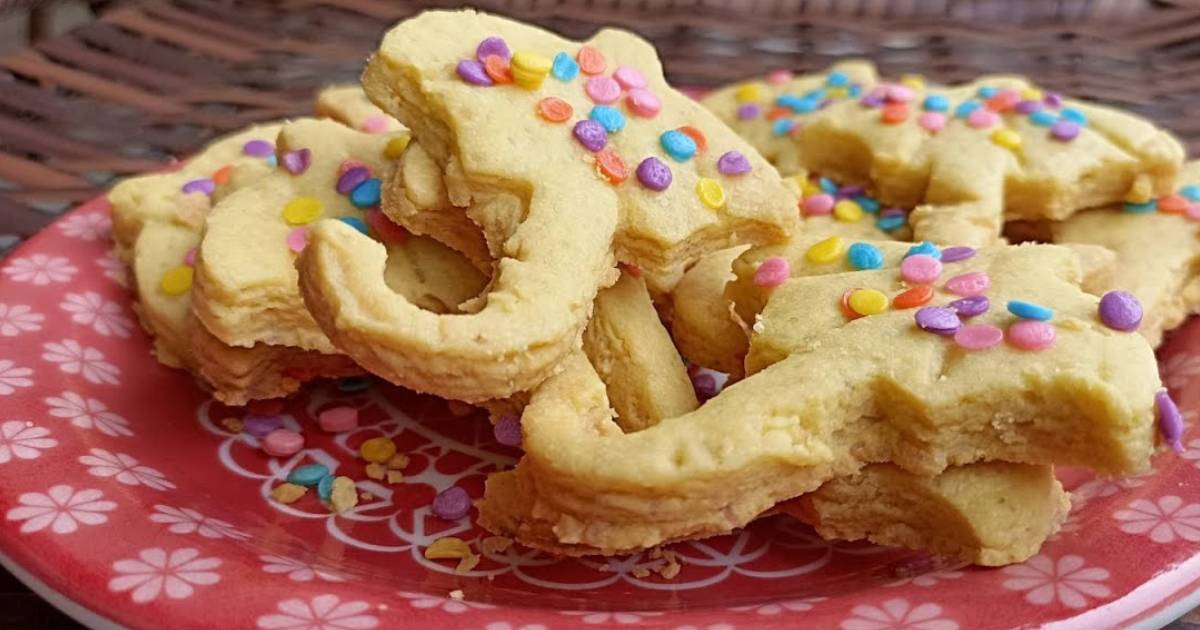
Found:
[286,227,309,253]
[917,112,946,132]
[183,247,197,266]
[625,88,662,118]
[361,115,390,134]
[900,254,943,285]
[885,84,914,103]
[967,109,999,129]
[803,193,835,216]
[954,323,1004,350]
[338,159,367,177]
[585,76,621,104]
[262,429,304,457]
[1008,320,1056,350]
[767,69,793,85]
[754,256,791,288]
[613,66,647,89]
[318,406,359,433]
[1187,203,1200,221]
[945,271,990,296]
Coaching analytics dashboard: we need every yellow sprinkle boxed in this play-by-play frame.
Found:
[806,236,845,264]
[425,536,472,560]
[800,179,821,197]
[384,133,411,159]
[511,51,551,89]
[991,128,1022,150]
[1020,87,1043,101]
[833,199,864,223]
[848,288,889,316]
[735,83,763,103]
[900,74,925,90]
[159,266,194,295]
[359,437,397,464]
[827,86,848,99]
[282,197,323,225]
[696,178,726,209]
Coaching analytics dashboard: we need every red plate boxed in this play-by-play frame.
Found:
[1,197,1199,629]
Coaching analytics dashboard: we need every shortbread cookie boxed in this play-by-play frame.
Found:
[670,246,750,377]
[297,10,795,402]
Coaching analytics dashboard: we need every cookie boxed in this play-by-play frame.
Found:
[670,246,750,377]
[297,10,795,402]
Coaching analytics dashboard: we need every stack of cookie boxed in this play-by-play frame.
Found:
[111,9,1187,567]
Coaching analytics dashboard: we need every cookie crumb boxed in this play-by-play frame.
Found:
[648,547,663,560]
[481,536,513,554]
[449,589,464,600]
[271,483,306,504]
[657,549,682,579]
[387,453,410,470]
[360,491,375,502]
[631,567,651,578]
[386,470,404,484]
[330,476,358,513]
[220,417,244,433]
[456,553,481,573]
[365,462,386,480]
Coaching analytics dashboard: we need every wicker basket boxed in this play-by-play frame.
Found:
[2,0,1200,253]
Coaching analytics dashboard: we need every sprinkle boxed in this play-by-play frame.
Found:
[735,83,763,102]
[806,236,845,264]
[717,151,751,176]
[359,437,397,464]
[1189,204,1200,221]
[922,94,949,112]
[585,75,621,104]
[918,112,946,132]
[317,475,334,501]
[589,105,626,133]
[977,86,998,99]
[1124,199,1158,214]
[772,119,795,136]
[900,254,943,284]
[949,295,990,318]
[940,246,976,263]
[881,103,908,124]
[1098,291,1142,331]
[1007,320,1056,350]
[768,70,794,85]
[318,406,359,432]
[885,84,914,103]
[576,46,606,75]
[286,227,308,253]
[338,159,367,177]
[834,199,864,222]
[511,51,552,90]
[1029,110,1057,127]
[818,177,839,194]
[877,214,907,231]
[737,104,761,120]
[595,149,629,184]
[287,464,331,487]
[696,178,726,208]
[330,476,357,513]
[432,486,472,521]
[1157,390,1185,453]
[1007,300,1054,321]
[350,179,382,208]
[635,157,673,191]
[573,120,608,152]
[848,288,889,317]
[476,36,511,62]
[839,184,866,198]
[613,65,647,89]
[660,130,698,162]
[839,289,860,320]
[181,178,215,195]
[900,74,924,90]
[159,266,193,295]
[626,89,662,118]
[945,271,990,296]
[211,166,232,186]
[457,60,493,86]
[537,97,573,123]
[676,126,707,154]
[551,51,579,81]
[893,285,934,309]
[1044,92,1063,108]
[1021,88,1044,100]
[282,149,311,174]
[262,429,304,457]
[860,94,885,108]
[1015,100,1043,115]
[361,115,390,134]
[365,209,408,244]
[915,306,961,336]
[1050,121,1081,141]
[483,55,512,84]
[985,91,1018,112]
[991,128,1022,150]
[183,247,197,266]
[494,415,522,447]
[777,93,820,113]
[243,139,274,157]
[954,101,981,118]
[955,323,1004,350]
[244,415,283,438]
[1181,185,1200,202]
[271,483,306,504]
[338,377,371,393]
[824,71,849,87]
[967,109,999,129]
[905,241,941,260]
[337,167,371,195]
[803,193,835,216]
[754,256,790,288]
[1159,194,1189,214]
[847,242,884,270]
[1060,107,1087,125]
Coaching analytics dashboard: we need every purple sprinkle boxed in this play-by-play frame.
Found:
[940,246,977,263]
[717,151,752,176]
[692,373,718,401]
[573,120,608,152]
[1044,92,1063,108]
[336,167,371,195]
[1051,120,1081,141]
[1157,390,1185,453]
[860,94,885,108]
[431,486,472,521]
[949,295,990,319]
[281,148,311,175]
[880,207,907,218]
[181,178,215,195]
[914,306,961,336]
[244,415,283,438]
[636,157,673,191]
[1015,99,1043,115]
[456,59,493,86]
[839,184,866,197]
[242,139,274,157]
[476,36,511,62]
[1099,290,1142,332]
[493,415,522,448]
[737,103,761,120]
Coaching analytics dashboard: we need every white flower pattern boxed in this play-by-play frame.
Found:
[60,292,133,337]
[840,598,958,630]
[0,359,33,396]
[79,448,175,490]
[0,420,57,464]
[563,610,663,623]
[6,485,116,534]
[108,548,221,603]
[0,304,43,337]
[151,505,250,540]
[58,212,112,241]
[1162,353,1200,390]
[1113,495,1200,543]
[95,252,127,285]
[45,391,132,437]
[261,555,345,582]
[398,590,493,613]
[1001,554,1111,608]
[42,340,120,385]
[731,597,826,615]
[3,254,77,285]
[256,594,379,629]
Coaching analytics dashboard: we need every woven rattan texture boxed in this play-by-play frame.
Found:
[3,0,1200,254]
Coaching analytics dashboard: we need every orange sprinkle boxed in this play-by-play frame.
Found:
[484,55,513,84]
[840,288,862,320]
[881,103,908,124]
[1159,194,1189,214]
[577,46,607,75]
[893,285,934,309]
[985,92,1018,112]
[211,165,232,185]
[767,106,791,120]
[595,148,629,185]
[677,126,708,154]
[537,97,573,123]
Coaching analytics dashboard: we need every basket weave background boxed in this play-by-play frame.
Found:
[3,0,1200,254]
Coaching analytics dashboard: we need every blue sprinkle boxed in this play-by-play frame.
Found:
[339,216,368,234]
[1123,200,1158,214]
[660,130,697,162]
[877,215,907,231]
[826,71,849,87]
[775,94,805,109]
[288,464,331,488]
[589,105,626,133]
[1180,185,1200,202]
[317,474,334,501]
[818,177,839,194]
[954,100,981,118]
[265,154,278,168]
[905,241,942,260]
[778,93,820,113]
[338,376,372,393]
[1029,110,1058,127]
[854,196,881,213]
[803,88,827,101]
[977,85,998,99]
[848,84,862,98]
[551,51,579,81]
[922,94,949,112]
[772,118,795,136]
[1007,300,1054,321]
[350,178,382,208]
[1060,107,1087,126]
[847,243,885,270]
